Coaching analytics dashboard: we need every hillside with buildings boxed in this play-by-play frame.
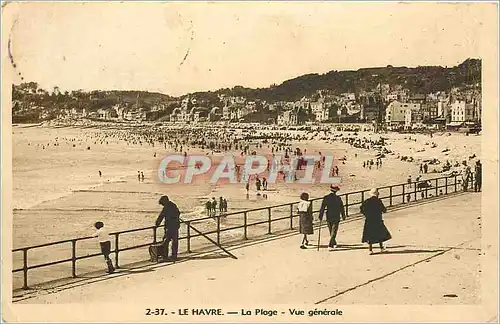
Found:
[12,58,481,130]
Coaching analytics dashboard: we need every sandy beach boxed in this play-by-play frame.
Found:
[13,123,481,248]
[10,123,483,291]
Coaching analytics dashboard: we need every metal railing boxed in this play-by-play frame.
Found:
[12,174,474,290]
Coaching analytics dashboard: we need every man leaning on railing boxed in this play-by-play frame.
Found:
[155,196,181,262]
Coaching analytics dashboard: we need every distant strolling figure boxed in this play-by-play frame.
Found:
[211,197,217,215]
[92,221,115,274]
[141,172,145,182]
[360,188,392,255]
[245,181,250,194]
[219,197,224,214]
[206,200,212,217]
[256,177,261,191]
[297,192,313,249]
[262,177,268,191]
[98,170,102,177]
[319,184,346,250]
[138,171,141,182]
[222,198,228,213]
[474,160,482,192]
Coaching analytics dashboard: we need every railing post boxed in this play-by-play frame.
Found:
[22,249,28,290]
[216,215,221,245]
[345,194,349,217]
[153,226,157,244]
[361,191,365,203]
[289,204,293,230]
[186,221,191,253]
[114,234,119,269]
[71,239,77,278]
[435,178,438,196]
[267,207,272,234]
[402,184,405,203]
[445,177,448,194]
[413,182,417,201]
[454,175,457,192]
[243,212,248,240]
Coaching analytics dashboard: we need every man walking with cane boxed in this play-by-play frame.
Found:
[319,185,346,251]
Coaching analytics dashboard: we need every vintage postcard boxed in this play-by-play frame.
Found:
[1,1,498,322]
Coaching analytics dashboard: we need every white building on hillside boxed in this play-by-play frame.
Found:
[450,100,474,122]
[385,101,420,125]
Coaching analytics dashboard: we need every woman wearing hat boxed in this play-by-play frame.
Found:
[297,192,313,249]
[360,188,391,254]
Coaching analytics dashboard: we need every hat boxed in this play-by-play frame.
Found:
[159,195,169,206]
[330,184,340,191]
[369,188,379,197]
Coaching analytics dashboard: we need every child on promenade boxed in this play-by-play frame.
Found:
[93,221,115,274]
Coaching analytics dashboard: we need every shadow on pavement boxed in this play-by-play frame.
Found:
[314,244,407,251]
[185,253,232,261]
[371,249,444,255]
[120,268,156,274]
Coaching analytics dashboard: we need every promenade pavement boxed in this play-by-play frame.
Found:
[15,192,485,308]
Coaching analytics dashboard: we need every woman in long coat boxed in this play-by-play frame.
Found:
[297,192,313,249]
[360,188,392,254]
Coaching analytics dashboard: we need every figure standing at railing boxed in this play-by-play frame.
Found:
[155,196,180,262]
[319,185,346,251]
[474,160,482,192]
[461,161,471,192]
[92,221,115,274]
[360,188,391,255]
[297,192,313,249]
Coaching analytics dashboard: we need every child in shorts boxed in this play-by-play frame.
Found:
[93,221,115,274]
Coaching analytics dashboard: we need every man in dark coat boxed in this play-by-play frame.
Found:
[474,160,482,192]
[319,184,346,251]
[155,196,180,261]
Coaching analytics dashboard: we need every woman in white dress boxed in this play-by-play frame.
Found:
[297,192,313,249]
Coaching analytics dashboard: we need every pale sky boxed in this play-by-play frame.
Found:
[3,2,493,96]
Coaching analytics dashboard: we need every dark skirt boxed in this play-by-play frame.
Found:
[361,219,391,244]
[299,211,314,234]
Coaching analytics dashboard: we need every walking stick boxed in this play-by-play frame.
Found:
[317,218,322,251]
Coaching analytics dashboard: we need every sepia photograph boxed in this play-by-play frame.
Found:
[1,1,499,322]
